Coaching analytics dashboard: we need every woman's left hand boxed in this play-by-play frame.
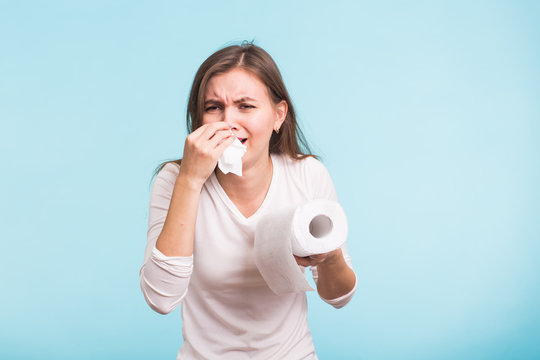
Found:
[293,248,342,267]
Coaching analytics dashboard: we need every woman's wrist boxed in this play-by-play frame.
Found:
[176,171,205,192]
[317,248,344,269]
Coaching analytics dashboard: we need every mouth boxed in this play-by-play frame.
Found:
[237,137,248,145]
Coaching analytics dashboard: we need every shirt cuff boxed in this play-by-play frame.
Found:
[151,245,193,277]
[319,273,357,309]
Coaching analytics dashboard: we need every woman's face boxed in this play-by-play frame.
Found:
[202,68,286,170]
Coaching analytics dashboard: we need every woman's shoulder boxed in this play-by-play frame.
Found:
[154,161,181,186]
[276,153,328,176]
[275,153,337,201]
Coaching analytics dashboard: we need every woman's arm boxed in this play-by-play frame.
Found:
[154,174,203,256]
[305,158,357,306]
[139,167,201,314]
[312,248,357,301]
[295,247,357,306]
[156,121,235,256]
[139,122,235,314]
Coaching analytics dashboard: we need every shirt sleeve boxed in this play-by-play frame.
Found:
[308,157,339,202]
[139,163,193,315]
[307,157,357,309]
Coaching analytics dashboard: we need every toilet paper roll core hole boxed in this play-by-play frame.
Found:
[309,215,333,238]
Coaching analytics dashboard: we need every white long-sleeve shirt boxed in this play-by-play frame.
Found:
[140,153,357,360]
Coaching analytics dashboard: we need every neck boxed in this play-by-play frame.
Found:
[215,154,273,202]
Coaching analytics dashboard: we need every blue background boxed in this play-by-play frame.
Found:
[1,1,539,359]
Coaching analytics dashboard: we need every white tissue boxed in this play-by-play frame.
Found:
[218,134,247,176]
[254,199,348,294]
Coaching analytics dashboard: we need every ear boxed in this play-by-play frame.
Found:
[274,100,288,131]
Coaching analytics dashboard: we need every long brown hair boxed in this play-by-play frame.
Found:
[151,41,316,182]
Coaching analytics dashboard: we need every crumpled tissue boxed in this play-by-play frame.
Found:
[218,132,247,176]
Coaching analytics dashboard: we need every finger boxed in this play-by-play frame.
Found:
[208,128,234,145]
[207,130,234,151]
[293,255,313,267]
[188,122,230,141]
[212,135,236,157]
[199,122,232,141]
[189,123,212,139]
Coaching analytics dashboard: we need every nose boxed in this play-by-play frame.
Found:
[223,108,239,132]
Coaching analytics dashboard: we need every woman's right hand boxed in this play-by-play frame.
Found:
[177,122,236,188]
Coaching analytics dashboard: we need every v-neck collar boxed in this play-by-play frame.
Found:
[208,154,279,224]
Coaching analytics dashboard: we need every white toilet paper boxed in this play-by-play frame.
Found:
[218,133,247,176]
[254,199,348,295]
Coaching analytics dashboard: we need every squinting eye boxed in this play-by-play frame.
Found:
[240,104,255,109]
[205,106,219,111]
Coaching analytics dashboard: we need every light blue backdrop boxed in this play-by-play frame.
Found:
[1,1,539,359]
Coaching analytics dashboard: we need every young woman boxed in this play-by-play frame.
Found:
[139,42,357,360]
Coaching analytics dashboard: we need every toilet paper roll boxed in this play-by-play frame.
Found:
[254,199,348,295]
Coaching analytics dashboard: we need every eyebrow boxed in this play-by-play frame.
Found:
[204,97,257,105]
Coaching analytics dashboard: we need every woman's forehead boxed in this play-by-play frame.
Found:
[204,69,268,102]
